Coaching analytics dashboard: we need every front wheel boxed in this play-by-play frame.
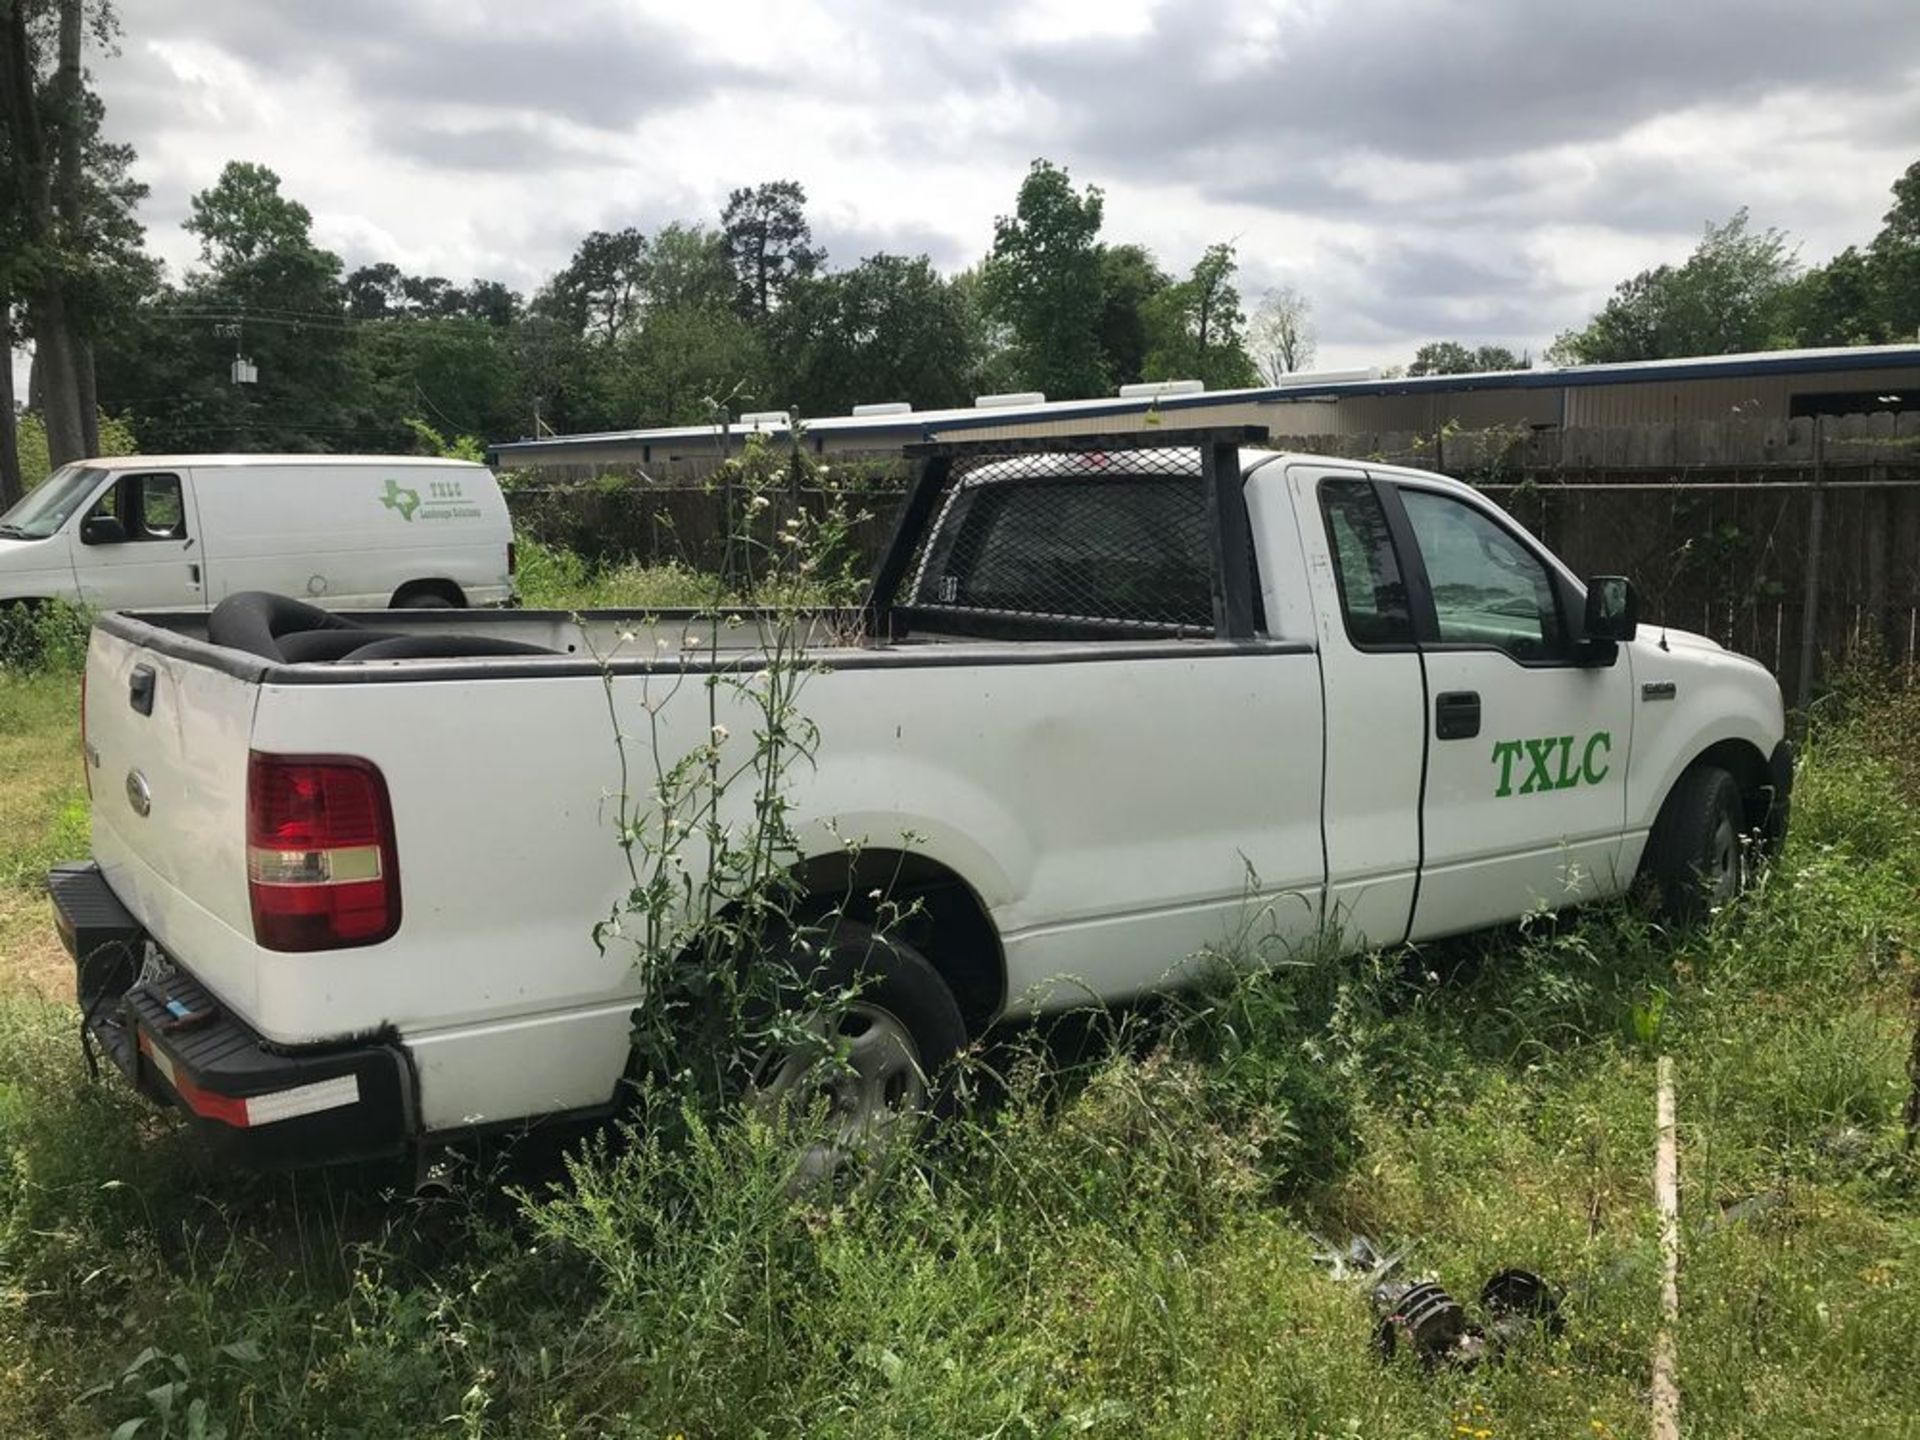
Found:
[752,921,966,1189]
[1641,764,1746,923]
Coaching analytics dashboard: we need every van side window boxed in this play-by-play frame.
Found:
[88,474,187,542]
[1318,479,1412,647]
[136,475,186,539]
[1398,487,1562,661]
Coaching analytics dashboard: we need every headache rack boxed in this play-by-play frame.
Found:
[867,426,1270,643]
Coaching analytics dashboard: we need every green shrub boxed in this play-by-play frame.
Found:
[514,537,724,611]
[0,598,92,675]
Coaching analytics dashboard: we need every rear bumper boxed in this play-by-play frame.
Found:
[51,862,415,1168]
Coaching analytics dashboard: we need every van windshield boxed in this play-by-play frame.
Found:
[0,464,108,540]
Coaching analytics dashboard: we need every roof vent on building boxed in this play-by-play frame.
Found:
[974,391,1046,408]
[738,409,792,429]
[1117,379,1204,398]
[851,401,913,416]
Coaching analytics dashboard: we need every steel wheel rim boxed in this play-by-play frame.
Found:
[1708,812,1740,903]
[754,1001,927,1184]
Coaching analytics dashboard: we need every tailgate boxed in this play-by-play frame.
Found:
[86,623,263,1017]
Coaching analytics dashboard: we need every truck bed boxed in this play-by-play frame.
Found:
[85,599,1324,1132]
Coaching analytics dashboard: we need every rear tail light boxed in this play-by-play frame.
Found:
[507,541,518,576]
[246,753,400,951]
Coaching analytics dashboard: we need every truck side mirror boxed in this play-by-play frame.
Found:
[1583,575,1638,643]
[81,514,128,546]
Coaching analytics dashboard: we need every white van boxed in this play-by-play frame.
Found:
[0,455,515,612]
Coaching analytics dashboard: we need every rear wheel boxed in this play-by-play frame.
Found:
[752,921,966,1189]
[1642,764,1746,922]
[391,583,460,609]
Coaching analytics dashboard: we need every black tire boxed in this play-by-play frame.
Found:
[392,585,459,609]
[756,920,967,1185]
[1641,764,1746,923]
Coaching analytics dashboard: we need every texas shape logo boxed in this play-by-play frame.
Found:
[379,478,421,521]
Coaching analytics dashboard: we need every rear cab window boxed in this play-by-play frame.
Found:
[906,448,1222,638]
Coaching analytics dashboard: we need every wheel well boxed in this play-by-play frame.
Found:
[789,849,1005,1035]
[390,579,466,607]
[1685,738,1775,833]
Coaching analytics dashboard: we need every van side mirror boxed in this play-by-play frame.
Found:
[80,514,128,546]
[80,514,127,545]
[1583,575,1638,643]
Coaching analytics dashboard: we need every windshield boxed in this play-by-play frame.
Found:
[0,465,109,540]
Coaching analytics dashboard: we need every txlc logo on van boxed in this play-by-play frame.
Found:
[379,479,421,521]
[1491,732,1612,797]
[379,477,478,523]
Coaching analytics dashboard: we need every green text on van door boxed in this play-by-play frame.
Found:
[1490,733,1611,796]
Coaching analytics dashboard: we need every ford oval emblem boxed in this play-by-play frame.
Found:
[125,769,152,818]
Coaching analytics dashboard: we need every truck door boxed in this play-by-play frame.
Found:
[1384,479,1633,939]
[1280,467,1426,948]
[71,470,206,611]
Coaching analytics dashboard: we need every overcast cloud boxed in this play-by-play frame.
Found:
[61,0,1920,381]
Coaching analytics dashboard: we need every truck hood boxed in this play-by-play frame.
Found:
[1639,623,1775,680]
[1645,624,1723,654]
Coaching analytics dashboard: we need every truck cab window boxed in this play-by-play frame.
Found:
[1398,487,1561,661]
[914,470,1214,633]
[1318,479,1412,647]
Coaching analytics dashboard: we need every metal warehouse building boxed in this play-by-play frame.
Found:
[491,343,1920,471]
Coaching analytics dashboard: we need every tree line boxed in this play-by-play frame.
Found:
[2,1,1916,508]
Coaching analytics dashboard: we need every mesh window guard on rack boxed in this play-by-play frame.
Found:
[902,446,1216,634]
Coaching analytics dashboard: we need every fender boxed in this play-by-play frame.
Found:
[788,751,1030,918]
[1625,636,1785,841]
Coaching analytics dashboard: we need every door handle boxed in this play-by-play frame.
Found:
[188,562,201,586]
[1434,690,1480,740]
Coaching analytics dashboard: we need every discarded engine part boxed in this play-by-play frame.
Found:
[1479,1268,1565,1350]
[1317,1235,1563,1371]
[1310,1232,1408,1288]
[1373,1279,1486,1368]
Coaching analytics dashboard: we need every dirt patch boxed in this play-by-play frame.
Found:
[0,889,74,1003]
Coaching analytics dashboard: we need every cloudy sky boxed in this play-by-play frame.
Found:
[62,0,1920,383]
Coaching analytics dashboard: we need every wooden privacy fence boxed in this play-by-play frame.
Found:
[503,413,1920,706]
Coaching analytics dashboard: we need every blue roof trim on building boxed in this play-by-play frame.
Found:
[490,344,1920,457]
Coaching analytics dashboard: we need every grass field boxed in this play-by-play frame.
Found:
[1,619,1917,1437]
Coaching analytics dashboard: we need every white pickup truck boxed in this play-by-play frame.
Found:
[54,429,1790,1169]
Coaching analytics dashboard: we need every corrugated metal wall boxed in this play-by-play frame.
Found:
[1561,365,1919,426]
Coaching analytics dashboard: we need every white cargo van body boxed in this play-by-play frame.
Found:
[0,455,514,612]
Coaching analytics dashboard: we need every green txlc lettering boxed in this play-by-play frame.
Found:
[1491,732,1611,797]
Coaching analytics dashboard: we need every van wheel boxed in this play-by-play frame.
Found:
[1642,765,1746,923]
[392,584,461,609]
[751,921,966,1190]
